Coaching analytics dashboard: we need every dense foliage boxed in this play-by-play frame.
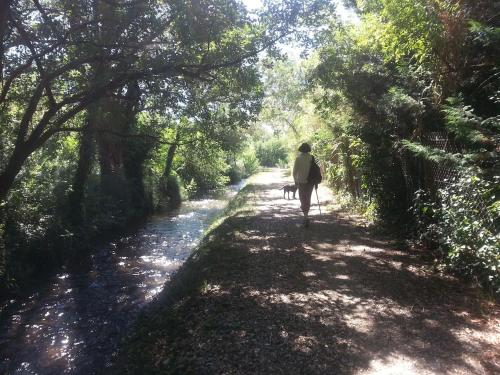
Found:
[0,0,332,293]
[1,0,498,295]
[309,0,499,292]
[253,0,499,292]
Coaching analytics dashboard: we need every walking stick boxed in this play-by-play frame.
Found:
[315,186,322,216]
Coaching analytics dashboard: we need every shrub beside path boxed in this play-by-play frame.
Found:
[114,169,499,374]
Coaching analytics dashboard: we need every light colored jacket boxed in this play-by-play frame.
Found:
[293,152,312,184]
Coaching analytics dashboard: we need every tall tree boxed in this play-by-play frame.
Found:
[0,0,332,202]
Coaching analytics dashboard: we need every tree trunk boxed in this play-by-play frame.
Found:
[163,133,180,180]
[67,44,104,225]
[0,0,16,205]
[0,146,30,203]
[0,0,12,81]
[158,132,180,209]
[68,113,96,226]
[122,81,151,214]
[342,139,357,198]
[94,92,129,195]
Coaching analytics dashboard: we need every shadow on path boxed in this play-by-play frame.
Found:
[113,169,499,375]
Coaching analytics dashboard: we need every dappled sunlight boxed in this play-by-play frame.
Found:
[361,355,422,375]
[335,274,350,280]
[0,184,245,373]
[349,244,388,253]
[314,242,336,250]
[301,271,317,278]
[3,0,497,372]
[311,253,333,262]
[161,169,500,374]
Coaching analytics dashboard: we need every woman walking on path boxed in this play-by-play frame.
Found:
[293,142,316,227]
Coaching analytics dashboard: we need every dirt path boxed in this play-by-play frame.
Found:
[115,169,499,374]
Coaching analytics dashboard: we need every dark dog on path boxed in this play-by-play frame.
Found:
[280,184,297,199]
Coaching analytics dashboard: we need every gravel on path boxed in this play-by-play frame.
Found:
[113,169,499,375]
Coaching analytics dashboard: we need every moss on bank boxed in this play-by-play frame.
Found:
[110,179,258,374]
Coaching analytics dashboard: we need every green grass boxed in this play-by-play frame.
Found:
[203,181,256,237]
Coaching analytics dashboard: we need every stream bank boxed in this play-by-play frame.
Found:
[0,180,246,374]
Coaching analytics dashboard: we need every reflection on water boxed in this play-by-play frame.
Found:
[0,182,245,374]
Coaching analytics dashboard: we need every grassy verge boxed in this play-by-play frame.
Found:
[110,178,258,374]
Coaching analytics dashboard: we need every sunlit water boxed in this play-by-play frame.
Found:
[0,181,245,374]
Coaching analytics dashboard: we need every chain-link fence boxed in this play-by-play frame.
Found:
[400,130,497,233]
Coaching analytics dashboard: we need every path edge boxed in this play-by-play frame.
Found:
[109,175,259,374]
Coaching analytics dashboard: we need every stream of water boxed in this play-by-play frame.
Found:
[0,181,245,374]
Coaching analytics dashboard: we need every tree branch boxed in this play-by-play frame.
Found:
[0,19,97,105]
[11,15,57,108]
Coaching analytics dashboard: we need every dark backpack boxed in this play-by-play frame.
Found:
[308,156,322,186]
